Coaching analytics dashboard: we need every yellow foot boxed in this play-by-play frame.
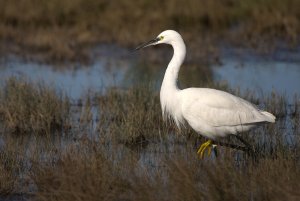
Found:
[197,140,214,159]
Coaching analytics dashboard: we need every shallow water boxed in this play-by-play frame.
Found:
[0,57,129,100]
[1,46,299,101]
[213,47,300,98]
[0,46,300,99]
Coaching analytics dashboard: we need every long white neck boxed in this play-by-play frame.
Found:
[160,37,186,126]
[161,39,186,91]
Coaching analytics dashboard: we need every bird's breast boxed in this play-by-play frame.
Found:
[160,89,185,128]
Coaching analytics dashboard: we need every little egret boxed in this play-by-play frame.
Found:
[135,30,276,158]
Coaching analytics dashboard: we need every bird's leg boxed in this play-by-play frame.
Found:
[234,135,256,158]
[212,144,218,157]
[207,143,218,157]
[234,135,252,151]
[212,141,249,152]
[234,135,250,148]
[197,140,215,159]
[197,137,256,159]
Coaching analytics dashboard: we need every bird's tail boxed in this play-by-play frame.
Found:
[261,111,276,123]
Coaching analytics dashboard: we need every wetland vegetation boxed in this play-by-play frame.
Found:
[0,0,300,200]
[0,79,299,200]
[0,0,300,63]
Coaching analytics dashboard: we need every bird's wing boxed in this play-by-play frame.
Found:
[181,88,270,127]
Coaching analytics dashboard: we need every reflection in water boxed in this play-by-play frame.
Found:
[123,61,214,90]
[0,58,130,100]
[0,46,299,101]
[0,57,214,100]
[122,61,164,89]
[213,59,300,98]
[212,47,300,99]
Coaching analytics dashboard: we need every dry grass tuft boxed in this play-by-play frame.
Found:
[32,141,130,201]
[0,151,20,195]
[165,155,300,201]
[0,77,71,136]
[98,86,175,144]
[0,138,25,195]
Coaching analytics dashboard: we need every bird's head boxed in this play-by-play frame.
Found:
[135,30,183,50]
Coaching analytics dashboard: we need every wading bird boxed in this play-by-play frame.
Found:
[135,30,275,158]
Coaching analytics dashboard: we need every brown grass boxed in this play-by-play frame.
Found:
[0,78,71,136]
[32,143,128,201]
[31,139,300,201]
[0,137,25,195]
[0,80,299,200]
[0,0,299,62]
[97,86,174,145]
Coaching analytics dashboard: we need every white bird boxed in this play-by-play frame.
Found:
[135,30,276,158]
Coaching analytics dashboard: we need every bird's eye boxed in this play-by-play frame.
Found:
[160,36,164,40]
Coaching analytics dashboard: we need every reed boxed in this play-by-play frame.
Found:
[0,78,71,136]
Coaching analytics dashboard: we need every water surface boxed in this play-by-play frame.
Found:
[0,46,299,100]
[213,48,300,98]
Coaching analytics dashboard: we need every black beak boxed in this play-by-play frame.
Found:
[135,38,160,51]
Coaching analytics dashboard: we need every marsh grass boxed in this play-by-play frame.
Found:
[31,142,131,201]
[0,137,25,195]
[0,82,299,200]
[1,0,299,62]
[0,150,21,195]
[31,139,300,201]
[0,78,71,136]
[97,86,176,145]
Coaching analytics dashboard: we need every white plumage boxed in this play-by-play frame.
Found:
[136,30,275,157]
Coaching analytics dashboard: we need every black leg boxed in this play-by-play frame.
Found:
[234,135,257,159]
[234,135,251,148]
[211,137,257,160]
[212,145,218,157]
[212,140,249,152]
